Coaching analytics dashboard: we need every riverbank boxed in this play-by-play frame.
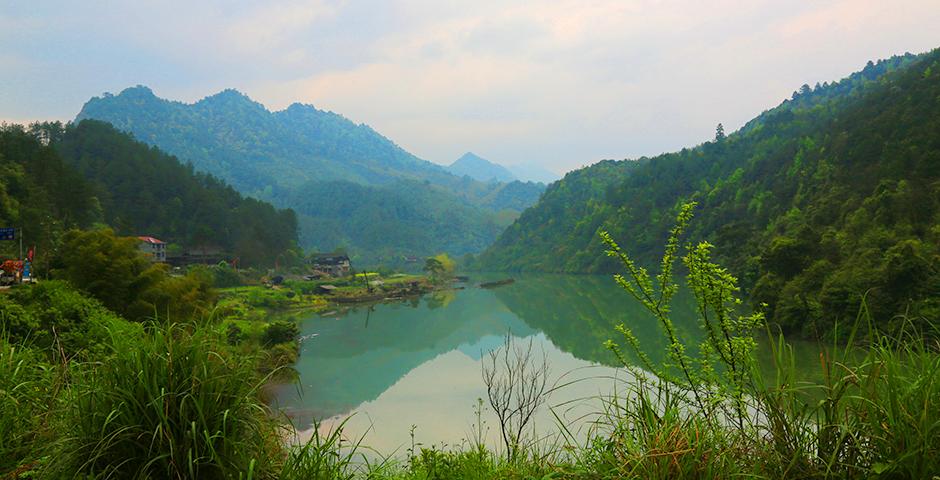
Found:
[212,273,448,377]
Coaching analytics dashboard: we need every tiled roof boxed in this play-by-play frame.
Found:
[137,236,166,244]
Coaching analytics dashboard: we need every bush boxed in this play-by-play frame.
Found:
[262,320,300,346]
[212,263,246,288]
[1,281,140,357]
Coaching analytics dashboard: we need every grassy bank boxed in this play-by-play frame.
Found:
[4,310,936,479]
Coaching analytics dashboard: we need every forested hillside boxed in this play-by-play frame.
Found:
[0,121,298,268]
[76,87,543,263]
[479,50,940,335]
[279,179,505,262]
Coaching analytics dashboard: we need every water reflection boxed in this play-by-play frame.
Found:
[271,274,797,453]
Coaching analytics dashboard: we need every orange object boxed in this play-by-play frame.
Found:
[1,260,23,273]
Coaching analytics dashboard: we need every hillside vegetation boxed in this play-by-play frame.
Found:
[0,121,298,268]
[479,50,940,336]
[76,87,544,264]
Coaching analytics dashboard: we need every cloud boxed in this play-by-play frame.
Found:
[1,0,939,172]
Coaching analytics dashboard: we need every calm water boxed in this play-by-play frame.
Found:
[270,274,818,453]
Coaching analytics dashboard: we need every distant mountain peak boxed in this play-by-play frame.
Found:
[114,85,157,99]
[457,151,484,162]
[448,152,516,183]
[196,88,264,110]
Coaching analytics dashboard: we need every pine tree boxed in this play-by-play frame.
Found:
[715,123,726,142]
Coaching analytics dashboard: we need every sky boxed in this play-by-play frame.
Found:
[1,1,939,174]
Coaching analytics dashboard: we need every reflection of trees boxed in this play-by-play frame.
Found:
[425,289,456,309]
[491,274,704,368]
[272,288,536,425]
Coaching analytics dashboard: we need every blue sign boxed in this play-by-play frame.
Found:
[0,228,14,241]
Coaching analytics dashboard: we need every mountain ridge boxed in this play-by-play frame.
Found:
[477,49,940,335]
[75,86,544,265]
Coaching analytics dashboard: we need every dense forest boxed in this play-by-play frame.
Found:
[280,179,507,264]
[76,87,544,263]
[0,121,298,268]
[479,50,940,336]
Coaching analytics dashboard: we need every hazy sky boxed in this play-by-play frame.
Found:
[1,1,938,173]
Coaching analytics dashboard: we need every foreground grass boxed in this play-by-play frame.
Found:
[3,304,939,479]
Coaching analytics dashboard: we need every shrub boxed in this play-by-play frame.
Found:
[262,320,300,346]
[2,281,140,357]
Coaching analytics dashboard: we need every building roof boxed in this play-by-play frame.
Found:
[310,253,350,264]
[137,236,166,245]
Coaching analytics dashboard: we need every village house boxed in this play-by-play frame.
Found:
[167,245,227,266]
[307,253,351,277]
[137,236,167,263]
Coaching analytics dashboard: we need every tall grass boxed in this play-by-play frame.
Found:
[756,316,940,478]
[52,321,282,479]
[0,335,56,474]
[593,202,940,479]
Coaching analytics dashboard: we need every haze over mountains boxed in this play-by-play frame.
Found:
[76,87,545,265]
[447,152,517,183]
[445,152,560,184]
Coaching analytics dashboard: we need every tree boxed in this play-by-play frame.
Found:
[481,335,550,461]
[50,229,215,320]
[715,123,726,142]
[423,253,456,282]
[51,229,161,316]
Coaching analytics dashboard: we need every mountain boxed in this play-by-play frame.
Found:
[0,121,298,267]
[478,49,940,336]
[446,152,517,183]
[76,86,459,194]
[76,88,544,265]
[508,163,561,184]
[445,152,561,185]
[279,179,505,261]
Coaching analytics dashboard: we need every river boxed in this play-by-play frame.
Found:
[269,274,820,454]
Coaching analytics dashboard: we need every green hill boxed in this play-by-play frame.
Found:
[0,121,298,268]
[75,88,544,264]
[478,50,940,335]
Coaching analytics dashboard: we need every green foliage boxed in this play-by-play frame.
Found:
[423,253,456,283]
[480,49,940,336]
[48,228,216,321]
[597,202,940,479]
[54,120,299,267]
[0,124,99,271]
[602,202,764,429]
[277,418,363,480]
[0,280,140,357]
[285,179,508,266]
[75,87,543,265]
[56,322,280,479]
[262,320,300,346]
[0,337,55,473]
